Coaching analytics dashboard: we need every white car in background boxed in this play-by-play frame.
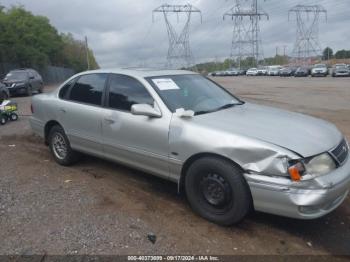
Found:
[246,68,258,76]
[311,64,328,77]
[267,66,282,76]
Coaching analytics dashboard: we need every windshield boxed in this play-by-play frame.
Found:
[146,74,243,115]
[335,65,347,69]
[4,72,28,81]
[314,64,326,68]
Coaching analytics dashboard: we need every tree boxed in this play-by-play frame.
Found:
[0,6,99,72]
[322,47,333,60]
[61,33,99,72]
[335,49,350,59]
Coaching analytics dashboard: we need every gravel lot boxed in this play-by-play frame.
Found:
[0,77,349,256]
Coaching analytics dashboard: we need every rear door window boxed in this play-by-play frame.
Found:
[68,74,108,106]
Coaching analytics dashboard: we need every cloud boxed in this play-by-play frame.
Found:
[2,0,349,68]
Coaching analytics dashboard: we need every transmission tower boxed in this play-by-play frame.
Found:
[153,4,202,69]
[224,0,269,68]
[289,5,327,65]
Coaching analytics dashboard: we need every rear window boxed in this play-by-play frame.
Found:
[59,79,75,99]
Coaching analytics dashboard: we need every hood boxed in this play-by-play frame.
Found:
[194,103,342,157]
[312,67,327,72]
[3,80,26,86]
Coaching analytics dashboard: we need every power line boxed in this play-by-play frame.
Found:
[153,4,202,69]
[224,0,269,68]
[288,4,327,65]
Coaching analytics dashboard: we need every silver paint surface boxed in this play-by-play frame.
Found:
[30,68,350,220]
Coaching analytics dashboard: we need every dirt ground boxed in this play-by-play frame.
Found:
[0,77,349,256]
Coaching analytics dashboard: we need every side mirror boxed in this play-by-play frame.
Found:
[131,104,162,118]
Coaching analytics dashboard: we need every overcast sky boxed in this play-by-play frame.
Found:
[2,0,349,68]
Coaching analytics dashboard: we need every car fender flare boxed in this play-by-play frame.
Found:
[178,152,245,194]
[44,120,63,145]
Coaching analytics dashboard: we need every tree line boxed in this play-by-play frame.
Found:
[0,6,99,72]
[322,47,350,60]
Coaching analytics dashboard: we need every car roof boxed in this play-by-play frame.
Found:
[77,68,197,78]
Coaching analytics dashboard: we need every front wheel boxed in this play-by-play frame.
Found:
[48,125,80,166]
[185,157,252,226]
[10,113,18,121]
[0,91,9,101]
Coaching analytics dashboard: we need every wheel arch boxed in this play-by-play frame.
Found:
[44,120,63,145]
[178,152,245,194]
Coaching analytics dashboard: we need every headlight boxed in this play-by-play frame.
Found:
[288,153,336,181]
[304,153,336,176]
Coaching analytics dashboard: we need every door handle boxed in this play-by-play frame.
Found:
[104,118,115,124]
[59,108,66,113]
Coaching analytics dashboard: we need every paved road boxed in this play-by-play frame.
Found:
[0,78,349,256]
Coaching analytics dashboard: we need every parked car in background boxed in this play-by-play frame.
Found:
[246,68,258,76]
[30,68,350,225]
[238,69,247,75]
[294,67,309,77]
[267,66,282,76]
[215,71,225,77]
[2,69,43,96]
[207,72,215,77]
[257,67,268,76]
[332,64,350,77]
[225,68,240,76]
[0,82,10,101]
[279,67,294,77]
[311,64,328,77]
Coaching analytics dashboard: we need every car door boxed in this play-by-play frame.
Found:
[57,73,108,157]
[101,74,171,179]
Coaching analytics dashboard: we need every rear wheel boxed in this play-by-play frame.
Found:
[26,86,32,96]
[0,115,7,125]
[48,125,80,166]
[185,157,252,226]
[38,83,44,93]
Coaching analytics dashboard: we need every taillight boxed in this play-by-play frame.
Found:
[30,104,33,114]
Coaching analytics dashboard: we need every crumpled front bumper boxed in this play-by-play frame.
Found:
[245,155,350,219]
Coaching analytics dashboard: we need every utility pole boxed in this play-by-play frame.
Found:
[289,5,327,65]
[276,46,279,57]
[153,4,202,69]
[283,45,287,57]
[224,0,269,68]
[85,36,90,70]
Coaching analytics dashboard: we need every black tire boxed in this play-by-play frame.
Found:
[26,86,32,96]
[10,113,18,121]
[48,125,80,166]
[0,115,7,125]
[1,91,9,101]
[185,157,252,226]
[38,83,44,93]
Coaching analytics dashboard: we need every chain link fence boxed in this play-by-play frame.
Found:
[0,63,75,84]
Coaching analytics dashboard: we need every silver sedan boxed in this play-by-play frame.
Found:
[30,69,350,225]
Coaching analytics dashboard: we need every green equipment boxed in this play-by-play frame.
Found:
[0,101,19,125]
